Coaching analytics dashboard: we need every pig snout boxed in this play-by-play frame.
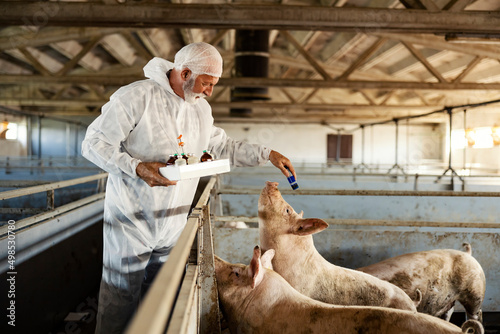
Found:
[265,181,279,189]
[263,181,279,197]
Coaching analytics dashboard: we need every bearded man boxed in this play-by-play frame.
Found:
[82,42,296,333]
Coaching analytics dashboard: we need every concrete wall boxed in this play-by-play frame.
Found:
[213,167,500,313]
[0,115,94,158]
[449,108,500,171]
[0,114,27,156]
[219,122,445,166]
[0,140,26,156]
[2,111,499,172]
[213,226,500,312]
[31,118,87,158]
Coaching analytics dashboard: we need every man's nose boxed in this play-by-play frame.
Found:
[204,86,213,97]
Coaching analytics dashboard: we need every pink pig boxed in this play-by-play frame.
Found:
[258,181,416,311]
[214,246,483,334]
[358,243,486,322]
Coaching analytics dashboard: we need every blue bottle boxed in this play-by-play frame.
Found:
[285,167,299,190]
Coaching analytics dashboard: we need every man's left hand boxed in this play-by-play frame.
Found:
[269,150,297,179]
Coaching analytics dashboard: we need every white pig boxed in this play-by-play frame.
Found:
[357,243,486,321]
[214,246,484,334]
[258,181,417,311]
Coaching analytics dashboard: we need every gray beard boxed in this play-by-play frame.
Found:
[183,77,204,105]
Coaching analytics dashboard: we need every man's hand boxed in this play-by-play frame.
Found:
[269,150,297,179]
[136,162,177,187]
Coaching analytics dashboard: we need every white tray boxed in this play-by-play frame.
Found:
[159,159,230,181]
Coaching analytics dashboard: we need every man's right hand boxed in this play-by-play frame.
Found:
[136,162,177,187]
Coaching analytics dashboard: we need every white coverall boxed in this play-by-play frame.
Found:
[81,57,271,334]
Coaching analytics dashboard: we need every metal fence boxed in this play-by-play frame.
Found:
[125,176,221,334]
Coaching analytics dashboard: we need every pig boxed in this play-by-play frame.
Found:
[214,246,484,334]
[357,243,486,322]
[258,181,417,311]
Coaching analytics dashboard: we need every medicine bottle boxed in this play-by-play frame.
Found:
[175,156,186,166]
[200,150,213,162]
[166,154,177,166]
[187,153,198,165]
[180,153,189,164]
[285,167,299,190]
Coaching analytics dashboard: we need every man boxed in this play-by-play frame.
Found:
[81,42,296,333]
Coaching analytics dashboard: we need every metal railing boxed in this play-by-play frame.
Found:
[214,187,500,230]
[0,173,107,235]
[225,164,500,192]
[125,176,221,334]
[217,187,500,198]
[1,172,221,333]
[0,172,108,273]
[0,156,100,175]
[213,216,500,230]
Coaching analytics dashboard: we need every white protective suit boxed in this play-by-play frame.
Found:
[81,56,271,334]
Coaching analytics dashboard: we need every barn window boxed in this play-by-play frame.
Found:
[327,134,352,163]
[452,127,497,149]
[0,121,18,140]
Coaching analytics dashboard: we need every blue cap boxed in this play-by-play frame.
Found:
[287,174,299,190]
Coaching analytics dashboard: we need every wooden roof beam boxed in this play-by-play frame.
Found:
[280,30,332,80]
[0,27,125,51]
[418,0,441,11]
[280,31,323,79]
[401,41,447,82]
[100,34,138,67]
[56,36,102,76]
[0,98,455,111]
[374,33,500,61]
[17,48,52,76]
[121,31,154,62]
[452,56,483,83]
[1,4,500,34]
[337,37,388,81]
[50,40,103,72]
[3,75,500,90]
[443,0,474,12]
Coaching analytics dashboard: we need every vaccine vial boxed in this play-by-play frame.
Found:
[175,157,186,166]
[200,150,213,162]
[187,153,198,165]
[180,153,189,164]
[285,167,299,190]
[166,154,177,166]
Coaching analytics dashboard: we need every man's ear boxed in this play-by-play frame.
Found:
[181,69,191,80]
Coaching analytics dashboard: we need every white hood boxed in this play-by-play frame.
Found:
[143,57,176,94]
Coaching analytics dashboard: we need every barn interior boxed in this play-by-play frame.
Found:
[1,0,500,333]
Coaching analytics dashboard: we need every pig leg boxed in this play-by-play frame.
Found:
[461,292,484,322]
[464,304,483,322]
[441,305,455,322]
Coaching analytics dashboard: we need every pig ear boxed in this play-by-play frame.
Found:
[261,249,275,270]
[299,211,304,218]
[249,246,264,289]
[293,218,328,236]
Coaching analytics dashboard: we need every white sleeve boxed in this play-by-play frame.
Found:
[208,126,271,167]
[81,85,146,177]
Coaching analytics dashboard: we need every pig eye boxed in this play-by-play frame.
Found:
[285,208,291,214]
[234,271,240,277]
